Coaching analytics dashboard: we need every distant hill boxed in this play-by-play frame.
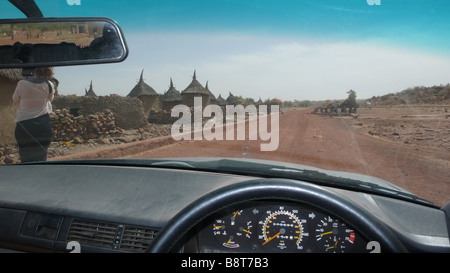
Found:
[366,84,450,106]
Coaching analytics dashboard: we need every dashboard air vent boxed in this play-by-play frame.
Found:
[67,218,159,252]
[120,226,158,252]
[68,219,117,249]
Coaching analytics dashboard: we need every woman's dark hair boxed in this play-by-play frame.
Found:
[34,67,54,81]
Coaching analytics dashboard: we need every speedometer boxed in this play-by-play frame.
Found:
[258,206,309,252]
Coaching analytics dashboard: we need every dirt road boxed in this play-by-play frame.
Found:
[123,108,449,206]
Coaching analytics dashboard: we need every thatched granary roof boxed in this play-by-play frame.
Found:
[85,81,97,96]
[160,78,182,102]
[181,70,209,95]
[205,81,217,103]
[216,94,227,106]
[127,70,158,98]
[226,91,238,105]
[0,69,25,81]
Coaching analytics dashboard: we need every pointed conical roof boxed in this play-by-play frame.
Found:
[205,81,217,103]
[160,78,182,102]
[127,70,158,98]
[226,91,238,105]
[181,70,209,95]
[216,94,227,106]
[85,81,97,96]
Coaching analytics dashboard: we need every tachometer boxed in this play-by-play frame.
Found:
[258,206,309,252]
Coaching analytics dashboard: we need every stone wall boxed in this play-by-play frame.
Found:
[53,95,148,129]
[148,110,179,124]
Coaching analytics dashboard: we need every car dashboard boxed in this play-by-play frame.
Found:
[195,201,369,253]
[0,163,448,253]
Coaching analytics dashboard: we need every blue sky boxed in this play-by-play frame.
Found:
[1,0,450,101]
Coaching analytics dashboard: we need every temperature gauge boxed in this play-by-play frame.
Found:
[212,210,253,249]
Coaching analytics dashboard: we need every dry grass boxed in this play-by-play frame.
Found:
[0,103,18,146]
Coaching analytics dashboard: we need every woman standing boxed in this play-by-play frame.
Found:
[12,67,55,163]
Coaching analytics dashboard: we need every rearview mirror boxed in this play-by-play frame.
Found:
[0,17,128,68]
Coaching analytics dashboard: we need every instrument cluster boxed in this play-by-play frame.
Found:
[196,202,370,253]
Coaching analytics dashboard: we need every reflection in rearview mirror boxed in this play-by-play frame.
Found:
[0,18,128,68]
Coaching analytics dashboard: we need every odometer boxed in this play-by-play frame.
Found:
[258,206,309,252]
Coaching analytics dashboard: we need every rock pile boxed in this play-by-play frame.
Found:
[0,145,18,165]
[50,108,123,143]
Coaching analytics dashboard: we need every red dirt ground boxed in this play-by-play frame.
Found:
[57,107,449,207]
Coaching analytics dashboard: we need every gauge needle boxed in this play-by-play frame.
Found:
[242,229,251,234]
[263,232,281,246]
[226,238,232,246]
[320,231,333,236]
[326,240,339,250]
[233,211,239,218]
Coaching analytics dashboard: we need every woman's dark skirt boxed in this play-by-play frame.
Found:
[15,114,52,163]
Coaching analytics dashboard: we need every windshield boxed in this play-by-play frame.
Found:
[0,0,448,207]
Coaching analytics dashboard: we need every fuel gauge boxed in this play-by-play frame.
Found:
[212,219,240,249]
[212,210,254,250]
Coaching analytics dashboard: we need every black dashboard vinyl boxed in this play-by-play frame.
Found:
[0,164,448,253]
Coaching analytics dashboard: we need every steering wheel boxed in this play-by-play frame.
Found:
[147,178,407,253]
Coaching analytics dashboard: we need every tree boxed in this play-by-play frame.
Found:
[347,90,357,103]
[234,95,246,105]
[244,97,255,105]
[266,98,282,106]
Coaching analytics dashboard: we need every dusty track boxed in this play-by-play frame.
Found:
[55,108,448,206]
[122,108,449,207]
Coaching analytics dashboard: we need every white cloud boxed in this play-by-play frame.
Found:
[56,33,450,101]
[195,40,450,101]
